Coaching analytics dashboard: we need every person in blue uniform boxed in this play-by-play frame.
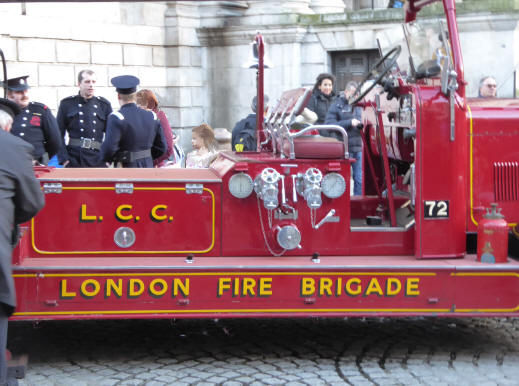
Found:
[100,75,167,168]
[4,76,62,165]
[57,70,112,167]
[0,98,45,385]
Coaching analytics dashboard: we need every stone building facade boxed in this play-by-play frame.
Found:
[0,1,518,150]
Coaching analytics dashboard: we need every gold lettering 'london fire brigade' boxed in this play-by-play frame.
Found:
[58,276,421,300]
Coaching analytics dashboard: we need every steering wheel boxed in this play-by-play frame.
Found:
[349,45,402,105]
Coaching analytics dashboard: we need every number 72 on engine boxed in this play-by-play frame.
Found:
[424,200,449,219]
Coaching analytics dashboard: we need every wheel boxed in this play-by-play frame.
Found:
[349,45,402,105]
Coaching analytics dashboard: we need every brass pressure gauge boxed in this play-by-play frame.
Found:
[322,173,346,199]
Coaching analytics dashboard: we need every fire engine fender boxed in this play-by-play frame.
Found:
[512,225,519,241]
[467,105,518,239]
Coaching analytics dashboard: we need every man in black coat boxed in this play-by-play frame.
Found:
[0,98,45,384]
[4,76,62,165]
[100,75,166,168]
[57,70,112,167]
[231,95,269,152]
[325,81,363,195]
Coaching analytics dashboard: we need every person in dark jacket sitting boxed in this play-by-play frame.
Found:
[325,81,363,196]
[231,95,269,152]
[306,73,336,125]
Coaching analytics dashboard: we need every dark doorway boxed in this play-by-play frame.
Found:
[332,50,380,92]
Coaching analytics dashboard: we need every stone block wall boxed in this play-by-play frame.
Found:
[0,0,517,154]
[0,2,174,126]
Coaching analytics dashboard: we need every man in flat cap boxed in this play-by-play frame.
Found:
[5,76,62,165]
[100,75,166,167]
[0,98,44,385]
[57,70,112,167]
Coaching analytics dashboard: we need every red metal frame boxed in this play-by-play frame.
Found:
[7,0,519,321]
[256,34,265,151]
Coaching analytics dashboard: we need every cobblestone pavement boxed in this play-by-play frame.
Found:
[7,317,519,385]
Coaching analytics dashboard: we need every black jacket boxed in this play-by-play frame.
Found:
[306,90,336,125]
[0,131,44,315]
[231,113,257,152]
[11,102,62,163]
[324,94,363,153]
[100,103,167,168]
[57,94,112,167]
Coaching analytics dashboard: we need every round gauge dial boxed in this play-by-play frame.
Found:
[228,173,254,199]
[322,172,346,199]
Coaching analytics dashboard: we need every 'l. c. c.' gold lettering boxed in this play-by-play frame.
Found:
[80,204,97,222]
[150,205,168,222]
[115,204,133,222]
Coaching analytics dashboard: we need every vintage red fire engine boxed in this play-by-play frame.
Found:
[9,0,519,320]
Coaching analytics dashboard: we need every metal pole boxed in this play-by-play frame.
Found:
[514,70,517,99]
[255,33,265,151]
[0,48,6,98]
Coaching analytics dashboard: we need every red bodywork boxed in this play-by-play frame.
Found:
[10,0,519,320]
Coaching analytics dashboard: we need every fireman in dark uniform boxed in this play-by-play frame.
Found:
[57,70,112,167]
[4,76,62,165]
[100,75,167,168]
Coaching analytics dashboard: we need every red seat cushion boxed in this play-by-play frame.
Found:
[281,136,346,159]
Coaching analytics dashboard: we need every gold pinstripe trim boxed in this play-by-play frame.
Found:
[31,186,216,254]
[13,272,437,278]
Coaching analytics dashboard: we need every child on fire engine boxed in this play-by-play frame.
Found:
[185,123,219,168]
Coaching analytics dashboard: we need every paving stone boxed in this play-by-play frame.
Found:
[207,376,230,383]
[214,370,238,378]
[280,374,303,382]
[154,375,179,383]
[234,377,256,383]
[260,378,285,385]
[98,379,120,386]
[302,378,327,385]
[19,381,51,386]
[321,375,345,383]
[119,380,144,386]
[135,372,156,380]
[111,372,133,380]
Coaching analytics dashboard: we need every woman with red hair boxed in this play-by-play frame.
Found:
[136,89,173,167]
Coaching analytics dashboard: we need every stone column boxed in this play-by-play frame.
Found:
[245,0,314,14]
[358,0,389,9]
[309,0,346,14]
[244,0,314,25]
[164,1,204,148]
